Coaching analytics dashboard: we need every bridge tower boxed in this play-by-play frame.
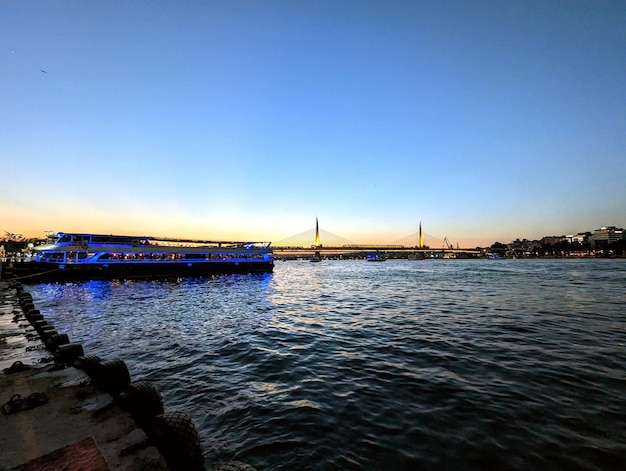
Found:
[314,217,321,247]
[313,217,322,261]
[419,221,423,249]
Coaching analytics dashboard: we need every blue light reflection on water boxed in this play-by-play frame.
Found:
[30,260,626,470]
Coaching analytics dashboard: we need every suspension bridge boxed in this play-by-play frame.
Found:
[272,219,482,259]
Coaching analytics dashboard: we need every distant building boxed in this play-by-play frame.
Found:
[589,226,624,246]
[508,238,540,256]
[540,236,563,246]
[565,232,591,244]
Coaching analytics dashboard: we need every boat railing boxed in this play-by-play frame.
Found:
[59,252,272,263]
[1,256,34,263]
[43,233,272,250]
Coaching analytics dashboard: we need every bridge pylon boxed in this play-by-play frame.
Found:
[314,217,321,248]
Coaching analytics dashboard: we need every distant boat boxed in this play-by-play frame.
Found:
[310,253,322,262]
[366,253,387,262]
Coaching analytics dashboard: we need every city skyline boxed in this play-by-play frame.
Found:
[2,1,625,248]
[2,219,622,251]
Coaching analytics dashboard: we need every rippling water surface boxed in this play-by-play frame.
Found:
[31,259,626,470]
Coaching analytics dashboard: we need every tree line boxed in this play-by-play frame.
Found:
[0,233,45,255]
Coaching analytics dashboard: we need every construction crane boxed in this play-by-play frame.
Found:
[442,236,453,249]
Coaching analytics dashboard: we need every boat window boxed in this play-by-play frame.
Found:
[91,236,110,244]
[91,235,135,245]
[184,254,207,259]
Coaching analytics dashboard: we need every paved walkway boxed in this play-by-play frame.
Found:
[0,281,167,471]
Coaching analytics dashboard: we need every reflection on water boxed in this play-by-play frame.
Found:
[31,260,626,470]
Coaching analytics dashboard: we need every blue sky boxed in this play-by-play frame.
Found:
[2,1,624,247]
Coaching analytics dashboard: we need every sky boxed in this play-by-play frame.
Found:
[2,1,625,248]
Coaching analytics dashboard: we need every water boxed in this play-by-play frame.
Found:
[28,259,626,470]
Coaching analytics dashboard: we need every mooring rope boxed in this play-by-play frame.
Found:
[6,268,61,281]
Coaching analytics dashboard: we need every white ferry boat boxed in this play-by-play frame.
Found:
[5,232,274,283]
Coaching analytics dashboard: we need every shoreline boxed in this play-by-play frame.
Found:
[0,279,170,470]
[1,279,260,471]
